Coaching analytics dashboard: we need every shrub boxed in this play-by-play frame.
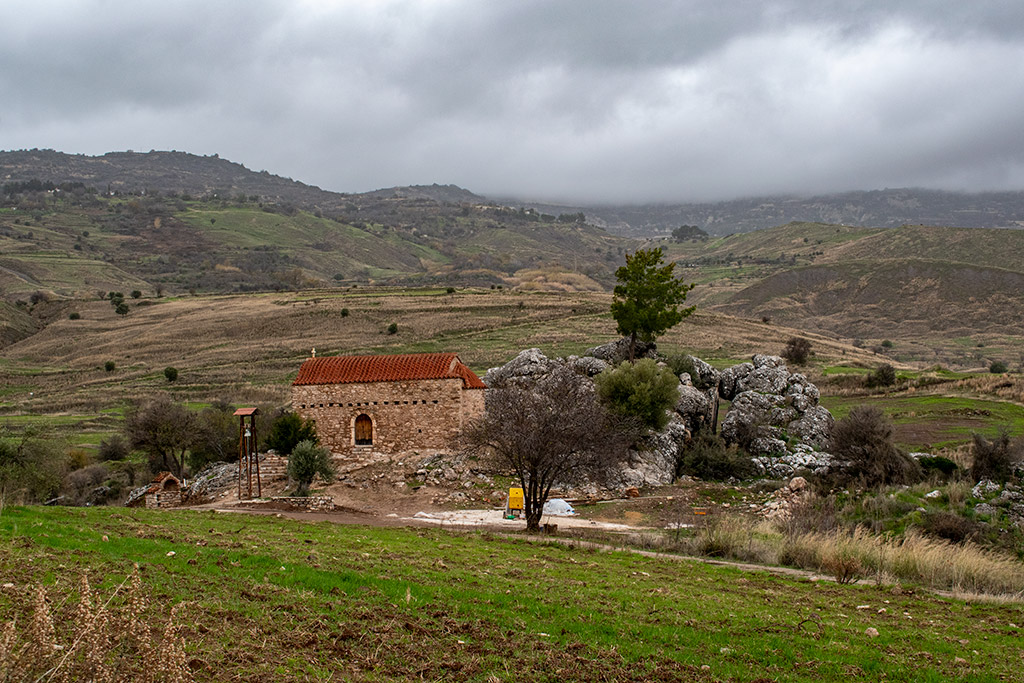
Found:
[104,360,116,372]
[865,363,897,388]
[288,439,334,496]
[921,510,978,544]
[386,322,399,335]
[446,287,456,294]
[98,434,130,461]
[989,360,1009,374]
[918,455,958,477]
[68,312,80,320]
[679,431,756,480]
[130,290,142,299]
[265,411,317,456]
[829,406,922,488]
[782,337,811,365]
[115,302,129,316]
[595,358,680,431]
[881,339,894,349]
[163,366,178,382]
[664,353,711,391]
[341,308,349,317]
[970,431,1023,483]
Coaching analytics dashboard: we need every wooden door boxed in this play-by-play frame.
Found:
[354,414,373,445]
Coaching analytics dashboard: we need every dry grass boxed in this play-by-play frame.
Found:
[629,515,1024,598]
[0,570,192,682]
[776,524,1024,596]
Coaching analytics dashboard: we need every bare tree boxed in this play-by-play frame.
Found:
[125,397,198,478]
[464,365,635,531]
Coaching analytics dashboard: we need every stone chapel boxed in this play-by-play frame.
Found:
[292,352,486,457]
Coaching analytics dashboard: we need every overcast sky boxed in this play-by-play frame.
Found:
[3,1,1024,203]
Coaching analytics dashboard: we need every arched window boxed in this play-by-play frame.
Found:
[354,414,373,446]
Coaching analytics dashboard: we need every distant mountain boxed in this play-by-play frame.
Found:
[0,149,484,210]
[518,188,1024,237]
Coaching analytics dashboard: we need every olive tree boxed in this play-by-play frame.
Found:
[463,365,635,531]
[288,440,335,496]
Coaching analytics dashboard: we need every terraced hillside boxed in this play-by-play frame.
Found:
[664,223,1024,368]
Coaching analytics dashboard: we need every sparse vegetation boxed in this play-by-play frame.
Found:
[782,337,811,365]
[990,360,1009,374]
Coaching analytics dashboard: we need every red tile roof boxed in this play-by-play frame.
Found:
[293,352,486,389]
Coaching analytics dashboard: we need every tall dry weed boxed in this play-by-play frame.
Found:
[0,572,194,683]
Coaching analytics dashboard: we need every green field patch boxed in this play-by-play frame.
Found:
[821,393,1024,449]
[1,507,1021,682]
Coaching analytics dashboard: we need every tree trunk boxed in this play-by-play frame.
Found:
[629,331,637,363]
[525,509,542,532]
[711,392,720,434]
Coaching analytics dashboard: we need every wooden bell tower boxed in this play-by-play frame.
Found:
[234,407,261,499]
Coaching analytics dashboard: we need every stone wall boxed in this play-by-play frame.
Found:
[144,491,181,509]
[293,378,484,458]
[243,496,336,512]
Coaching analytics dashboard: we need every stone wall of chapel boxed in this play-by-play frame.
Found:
[292,378,477,456]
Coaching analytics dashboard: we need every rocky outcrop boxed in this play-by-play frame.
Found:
[719,354,833,460]
[751,444,834,479]
[609,417,691,489]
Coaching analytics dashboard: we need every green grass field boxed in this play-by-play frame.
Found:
[2,506,1022,682]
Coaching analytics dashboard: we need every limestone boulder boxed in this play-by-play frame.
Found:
[680,354,719,389]
[737,365,791,395]
[675,383,713,432]
[718,363,753,400]
[751,445,834,478]
[608,416,689,488]
[717,354,832,459]
[567,355,610,378]
[787,405,834,451]
[585,337,657,365]
[483,348,557,386]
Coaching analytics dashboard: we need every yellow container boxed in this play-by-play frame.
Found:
[507,487,524,512]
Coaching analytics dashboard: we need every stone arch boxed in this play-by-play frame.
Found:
[354,413,374,446]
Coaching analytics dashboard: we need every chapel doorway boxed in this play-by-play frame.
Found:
[354,414,373,445]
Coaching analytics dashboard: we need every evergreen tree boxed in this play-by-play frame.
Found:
[611,247,695,361]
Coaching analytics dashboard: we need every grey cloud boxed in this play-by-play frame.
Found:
[3,0,1024,202]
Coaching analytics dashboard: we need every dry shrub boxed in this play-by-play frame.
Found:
[971,431,1024,483]
[921,510,979,544]
[821,548,864,584]
[829,406,923,488]
[0,571,193,683]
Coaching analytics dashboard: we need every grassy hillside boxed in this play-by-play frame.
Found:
[2,506,1022,682]
[0,192,631,298]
